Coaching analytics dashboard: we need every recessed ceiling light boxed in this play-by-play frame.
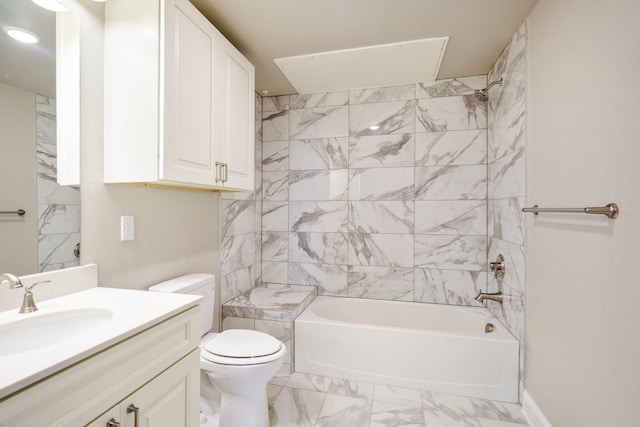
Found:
[369,125,380,131]
[4,27,40,44]
[32,0,68,12]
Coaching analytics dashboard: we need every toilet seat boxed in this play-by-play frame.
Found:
[201,329,284,365]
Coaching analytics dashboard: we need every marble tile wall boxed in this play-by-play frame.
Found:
[486,21,528,399]
[219,93,263,303]
[35,95,80,272]
[261,76,490,307]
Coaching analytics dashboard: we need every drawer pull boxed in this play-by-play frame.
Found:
[127,404,140,427]
[106,418,120,427]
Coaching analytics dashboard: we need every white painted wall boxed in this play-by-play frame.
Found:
[0,82,37,275]
[70,0,220,328]
[526,0,640,425]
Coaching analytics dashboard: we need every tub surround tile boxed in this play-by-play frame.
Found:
[415,269,486,306]
[415,235,486,271]
[290,91,349,110]
[221,316,254,331]
[289,201,349,232]
[38,204,81,235]
[263,110,290,141]
[263,140,289,171]
[415,200,486,236]
[415,130,487,166]
[263,95,290,113]
[220,200,258,239]
[348,266,414,301]
[416,76,486,99]
[349,134,415,168]
[262,231,289,262]
[488,198,525,246]
[349,167,415,201]
[288,263,348,296]
[289,169,349,201]
[220,233,261,276]
[350,84,415,104]
[348,233,415,268]
[37,175,80,205]
[416,96,487,133]
[415,165,487,201]
[290,137,349,170]
[262,171,289,201]
[37,233,80,270]
[289,232,348,265]
[349,201,414,234]
[488,149,525,199]
[349,100,415,136]
[290,106,349,140]
[261,261,288,284]
[262,202,289,231]
[315,394,372,427]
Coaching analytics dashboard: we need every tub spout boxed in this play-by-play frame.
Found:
[475,290,503,304]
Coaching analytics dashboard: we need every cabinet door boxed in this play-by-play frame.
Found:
[215,36,255,191]
[123,351,200,427]
[162,0,218,186]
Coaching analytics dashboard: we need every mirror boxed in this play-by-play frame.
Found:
[0,0,80,275]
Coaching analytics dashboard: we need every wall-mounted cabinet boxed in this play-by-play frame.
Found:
[104,0,255,191]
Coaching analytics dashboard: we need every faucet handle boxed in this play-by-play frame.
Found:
[19,280,50,314]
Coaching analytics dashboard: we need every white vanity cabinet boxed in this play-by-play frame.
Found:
[0,307,200,427]
[104,0,255,191]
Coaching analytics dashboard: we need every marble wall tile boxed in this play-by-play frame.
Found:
[262,231,289,262]
[488,198,525,246]
[488,149,525,199]
[415,200,486,236]
[415,130,487,166]
[262,202,289,231]
[416,96,487,132]
[289,170,349,201]
[348,167,415,201]
[415,269,486,306]
[289,232,348,264]
[349,100,415,136]
[263,110,289,141]
[415,235,486,271]
[220,233,261,276]
[262,171,289,201]
[347,266,414,301]
[348,233,414,268]
[255,319,292,364]
[288,263,347,296]
[220,264,260,304]
[262,261,288,284]
[290,138,348,170]
[349,201,414,234]
[349,134,414,168]
[38,232,80,270]
[290,91,349,109]
[37,204,81,235]
[488,99,526,162]
[290,106,349,139]
[263,95,290,113]
[220,200,257,239]
[415,165,487,200]
[350,84,415,104]
[416,75,487,99]
[289,201,348,232]
[263,140,289,171]
[37,176,81,204]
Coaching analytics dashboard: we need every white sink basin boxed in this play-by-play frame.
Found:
[0,308,114,356]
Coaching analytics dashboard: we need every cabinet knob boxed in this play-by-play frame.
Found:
[127,404,140,427]
[106,418,120,427]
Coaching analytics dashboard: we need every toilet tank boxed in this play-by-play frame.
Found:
[149,274,215,336]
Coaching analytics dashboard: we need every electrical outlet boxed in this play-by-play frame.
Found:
[120,216,135,241]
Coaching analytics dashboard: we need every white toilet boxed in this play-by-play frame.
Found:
[149,274,285,427]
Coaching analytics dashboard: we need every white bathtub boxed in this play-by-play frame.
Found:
[294,296,519,403]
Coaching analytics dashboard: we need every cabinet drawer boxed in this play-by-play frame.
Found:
[0,307,199,427]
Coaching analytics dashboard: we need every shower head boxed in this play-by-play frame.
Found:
[473,78,503,102]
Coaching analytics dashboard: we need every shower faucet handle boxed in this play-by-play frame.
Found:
[489,254,505,280]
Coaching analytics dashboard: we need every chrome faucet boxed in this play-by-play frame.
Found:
[475,290,503,304]
[1,273,49,313]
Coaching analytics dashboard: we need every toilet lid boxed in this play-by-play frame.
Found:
[202,329,283,364]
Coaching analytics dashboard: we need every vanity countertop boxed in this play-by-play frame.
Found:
[0,287,202,400]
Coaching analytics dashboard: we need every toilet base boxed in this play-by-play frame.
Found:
[218,385,270,427]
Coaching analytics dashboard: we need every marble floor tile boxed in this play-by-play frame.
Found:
[470,399,527,424]
[327,378,375,399]
[373,385,422,407]
[477,420,528,427]
[421,391,480,427]
[315,395,371,427]
[286,373,332,393]
[270,387,326,427]
[370,402,425,427]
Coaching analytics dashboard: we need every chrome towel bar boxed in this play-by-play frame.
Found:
[0,209,26,216]
[522,203,619,219]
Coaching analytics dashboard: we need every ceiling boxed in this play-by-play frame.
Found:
[191,0,539,96]
[0,0,56,98]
